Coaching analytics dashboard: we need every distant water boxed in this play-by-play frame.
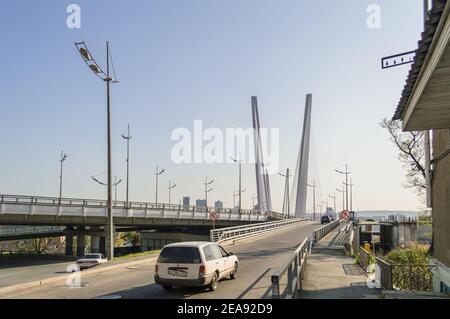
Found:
[356,210,419,221]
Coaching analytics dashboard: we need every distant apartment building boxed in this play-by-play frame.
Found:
[196,199,207,207]
[182,197,190,209]
[214,201,224,210]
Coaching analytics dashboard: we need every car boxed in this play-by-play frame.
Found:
[321,215,331,224]
[76,253,108,270]
[154,242,238,292]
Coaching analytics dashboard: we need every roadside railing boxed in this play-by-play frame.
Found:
[359,247,372,271]
[312,220,341,244]
[0,226,64,236]
[376,257,435,291]
[210,218,308,243]
[269,238,309,299]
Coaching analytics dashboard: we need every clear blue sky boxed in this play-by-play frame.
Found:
[0,0,424,212]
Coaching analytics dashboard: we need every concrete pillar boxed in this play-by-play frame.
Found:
[90,226,100,253]
[65,234,74,256]
[76,226,85,257]
[99,236,106,256]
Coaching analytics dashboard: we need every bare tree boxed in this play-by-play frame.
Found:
[380,118,427,199]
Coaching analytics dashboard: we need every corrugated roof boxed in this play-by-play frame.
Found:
[393,1,447,121]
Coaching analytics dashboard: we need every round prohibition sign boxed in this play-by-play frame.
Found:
[209,212,218,221]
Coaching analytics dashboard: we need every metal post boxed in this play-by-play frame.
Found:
[156,165,159,204]
[238,159,242,216]
[424,131,432,208]
[59,151,66,203]
[345,165,349,211]
[106,41,114,261]
[122,124,131,208]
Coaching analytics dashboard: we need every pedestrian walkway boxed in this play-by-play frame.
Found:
[300,226,381,299]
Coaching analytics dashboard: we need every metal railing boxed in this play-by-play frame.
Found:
[269,238,309,299]
[312,220,341,244]
[376,257,435,292]
[0,194,291,222]
[210,218,308,243]
[359,247,372,271]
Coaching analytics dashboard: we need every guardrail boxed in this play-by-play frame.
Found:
[269,238,309,299]
[0,194,264,216]
[376,257,435,291]
[0,194,290,222]
[210,218,308,243]
[312,220,341,244]
[359,247,372,271]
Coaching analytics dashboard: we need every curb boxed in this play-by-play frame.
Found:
[0,254,158,297]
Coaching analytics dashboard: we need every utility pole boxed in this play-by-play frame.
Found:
[155,165,165,204]
[59,151,68,204]
[307,181,317,221]
[121,124,132,208]
[337,186,345,213]
[349,179,354,212]
[231,156,243,215]
[335,164,351,210]
[168,181,177,205]
[204,177,214,207]
[329,193,337,218]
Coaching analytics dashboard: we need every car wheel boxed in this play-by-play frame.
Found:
[230,263,238,280]
[162,285,173,291]
[209,272,219,291]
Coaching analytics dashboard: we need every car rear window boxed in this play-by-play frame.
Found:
[157,247,201,264]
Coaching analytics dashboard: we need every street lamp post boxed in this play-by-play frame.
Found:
[329,193,337,218]
[121,125,132,208]
[307,181,317,221]
[231,157,243,215]
[59,151,68,203]
[168,181,177,205]
[337,186,345,213]
[154,165,165,204]
[75,41,119,260]
[204,177,214,207]
[279,169,291,218]
[335,164,351,211]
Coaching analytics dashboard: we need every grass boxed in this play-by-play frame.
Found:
[112,250,160,261]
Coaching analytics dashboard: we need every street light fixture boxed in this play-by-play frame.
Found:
[168,181,177,205]
[204,177,214,207]
[91,175,122,202]
[154,165,165,204]
[335,164,351,211]
[75,41,119,261]
[59,151,68,203]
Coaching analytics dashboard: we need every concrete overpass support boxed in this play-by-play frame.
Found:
[65,233,74,256]
[99,236,106,256]
[76,226,85,257]
[90,226,100,253]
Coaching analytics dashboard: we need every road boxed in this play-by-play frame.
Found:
[3,221,318,299]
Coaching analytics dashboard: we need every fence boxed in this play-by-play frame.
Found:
[376,257,435,291]
[359,247,372,271]
[312,220,341,244]
[210,218,308,243]
[269,238,309,299]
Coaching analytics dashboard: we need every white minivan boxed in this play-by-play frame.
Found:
[154,242,239,291]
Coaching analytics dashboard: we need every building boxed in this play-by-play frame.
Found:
[182,197,190,209]
[392,0,450,293]
[214,201,224,210]
[195,199,207,207]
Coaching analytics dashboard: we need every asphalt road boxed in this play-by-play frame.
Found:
[3,222,318,299]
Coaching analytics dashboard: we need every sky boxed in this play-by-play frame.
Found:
[0,0,425,213]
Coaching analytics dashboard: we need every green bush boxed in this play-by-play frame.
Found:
[386,246,429,265]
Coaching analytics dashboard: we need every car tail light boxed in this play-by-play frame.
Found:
[199,265,206,276]
[155,264,159,274]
